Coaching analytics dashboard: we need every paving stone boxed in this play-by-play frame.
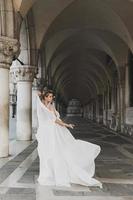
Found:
[18,158,39,183]
[6,188,35,194]
[52,188,110,196]
[1,117,133,199]
[0,141,37,184]
[103,136,132,145]
[3,193,36,200]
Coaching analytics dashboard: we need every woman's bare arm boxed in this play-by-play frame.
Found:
[55,118,75,129]
[50,103,75,128]
[55,118,68,127]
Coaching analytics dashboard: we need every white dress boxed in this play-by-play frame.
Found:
[35,95,102,188]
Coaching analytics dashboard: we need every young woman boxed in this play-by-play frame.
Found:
[36,89,102,188]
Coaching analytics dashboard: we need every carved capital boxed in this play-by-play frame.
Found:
[0,36,20,69]
[10,66,35,82]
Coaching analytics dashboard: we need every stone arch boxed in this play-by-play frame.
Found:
[50,50,112,83]
[45,31,127,90]
[43,0,133,52]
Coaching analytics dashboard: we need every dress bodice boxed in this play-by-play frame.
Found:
[37,95,60,126]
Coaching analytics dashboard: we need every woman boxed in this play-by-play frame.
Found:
[36,89,102,188]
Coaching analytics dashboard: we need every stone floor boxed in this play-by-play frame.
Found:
[0,117,133,200]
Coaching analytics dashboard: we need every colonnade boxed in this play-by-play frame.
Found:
[0,36,20,157]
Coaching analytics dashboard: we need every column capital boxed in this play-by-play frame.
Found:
[32,78,38,89]
[10,66,35,82]
[0,36,20,69]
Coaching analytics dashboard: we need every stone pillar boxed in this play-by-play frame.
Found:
[32,78,38,136]
[88,104,91,120]
[96,96,99,123]
[119,82,125,132]
[56,102,60,112]
[90,101,93,120]
[13,66,35,140]
[0,36,19,157]
[119,66,126,132]
[86,105,89,119]
[103,91,108,126]
[125,64,130,108]
[111,83,115,113]
[110,81,117,130]
[124,64,133,135]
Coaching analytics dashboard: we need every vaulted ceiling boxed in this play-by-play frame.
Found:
[14,0,133,105]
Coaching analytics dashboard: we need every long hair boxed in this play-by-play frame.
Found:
[43,89,54,97]
[42,89,55,103]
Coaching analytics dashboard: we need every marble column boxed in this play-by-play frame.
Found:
[86,105,89,119]
[56,102,60,113]
[88,104,91,120]
[0,36,19,157]
[119,82,125,132]
[32,78,38,135]
[90,102,93,120]
[13,66,35,140]
[111,83,116,114]
[103,91,107,126]
[119,66,126,132]
[84,106,88,118]
[96,96,99,123]
[125,64,130,108]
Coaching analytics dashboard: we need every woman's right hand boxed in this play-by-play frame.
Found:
[67,123,75,129]
[37,91,42,96]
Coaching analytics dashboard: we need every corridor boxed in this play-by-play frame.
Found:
[0,117,133,200]
[1,0,133,199]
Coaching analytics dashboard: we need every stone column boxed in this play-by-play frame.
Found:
[111,83,115,113]
[90,101,93,120]
[56,102,60,113]
[32,78,38,136]
[110,81,117,130]
[96,96,99,123]
[103,91,107,126]
[119,82,125,132]
[119,66,126,132]
[13,66,35,140]
[125,64,130,108]
[88,104,91,120]
[86,105,89,119]
[0,36,19,157]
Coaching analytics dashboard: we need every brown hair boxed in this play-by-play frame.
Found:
[42,89,54,99]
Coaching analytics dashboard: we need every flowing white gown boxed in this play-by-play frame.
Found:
[35,95,102,188]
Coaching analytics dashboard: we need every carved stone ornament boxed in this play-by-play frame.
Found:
[0,36,20,68]
[11,66,35,82]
